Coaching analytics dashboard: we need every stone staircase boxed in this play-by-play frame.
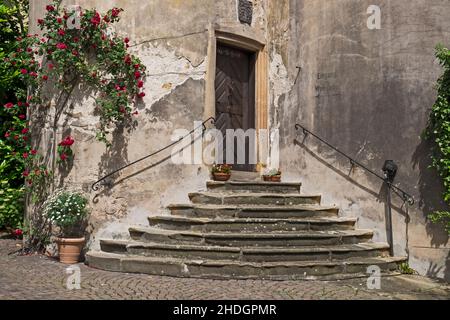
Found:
[86,181,406,280]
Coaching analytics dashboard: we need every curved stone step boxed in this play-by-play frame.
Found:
[129,227,374,247]
[206,181,302,194]
[86,251,406,280]
[188,192,321,205]
[168,204,339,219]
[100,239,390,262]
[147,216,357,232]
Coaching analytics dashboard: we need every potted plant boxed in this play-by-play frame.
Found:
[211,164,232,181]
[43,190,89,264]
[262,168,282,182]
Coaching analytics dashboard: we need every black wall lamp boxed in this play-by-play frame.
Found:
[383,160,398,184]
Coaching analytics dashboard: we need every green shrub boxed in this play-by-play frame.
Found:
[0,180,24,229]
[425,44,450,234]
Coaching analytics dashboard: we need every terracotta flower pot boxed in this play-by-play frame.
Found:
[271,175,281,182]
[56,237,85,264]
[213,172,231,181]
[262,175,272,182]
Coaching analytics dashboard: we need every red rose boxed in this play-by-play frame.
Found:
[4,102,14,109]
[111,8,121,17]
[56,43,67,50]
[31,149,37,155]
[134,71,141,79]
[57,17,63,23]
[60,136,75,146]
[42,75,48,81]
[13,229,23,237]
[48,63,54,69]
[137,80,144,88]
[91,12,101,26]
[72,50,78,56]
[134,64,140,69]
[22,170,29,177]
[138,92,146,98]
[29,72,38,78]
[4,132,10,138]
[73,37,79,43]
[60,153,68,161]
[23,152,29,159]
[17,102,22,107]
[46,5,55,11]
[21,128,29,134]
[58,29,65,36]
[124,55,131,64]
[20,69,27,74]
[37,19,44,25]
[18,114,26,120]
[124,37,130,44]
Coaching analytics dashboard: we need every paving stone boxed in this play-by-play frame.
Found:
[1,241,448,300]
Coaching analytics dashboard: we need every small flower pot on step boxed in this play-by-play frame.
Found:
[271,175,281,182]
[56,237,85,264]
[213,173,231,181]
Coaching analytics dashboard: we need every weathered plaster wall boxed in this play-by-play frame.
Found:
[30,0,450,281]
[277,0,450,281]
[29,0,270,251]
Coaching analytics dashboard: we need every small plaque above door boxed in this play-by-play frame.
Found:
[238,0,253,25]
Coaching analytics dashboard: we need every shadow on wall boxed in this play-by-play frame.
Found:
[91,122,207,200]
[293,132,449,281]
[412,137,450,282]
[293,138,412,221]
[412,137,449,247]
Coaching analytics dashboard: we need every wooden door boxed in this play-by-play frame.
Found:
[215,43,255,171]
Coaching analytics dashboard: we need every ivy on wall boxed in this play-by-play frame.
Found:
[425,44,450,234]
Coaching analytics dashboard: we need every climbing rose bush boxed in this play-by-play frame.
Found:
[1,0,146,250]
[6,0,146,145]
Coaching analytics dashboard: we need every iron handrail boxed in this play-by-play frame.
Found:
[295,123,414,205]
[92,117,216,191]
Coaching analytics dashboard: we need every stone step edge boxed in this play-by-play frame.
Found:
[167,204,339,211]
[129,226,374,239]
[100,239,390,254]
[86,251,407,280]
[206,181,302,186]
[147,215,356,224]
[189,192,322,199]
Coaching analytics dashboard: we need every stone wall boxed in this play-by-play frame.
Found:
[30,0,450,280]
[29,0,274,250]
[277,0,450,281]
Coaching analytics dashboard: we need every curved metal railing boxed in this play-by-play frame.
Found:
[295,123,414,205]
[92,117,216,191]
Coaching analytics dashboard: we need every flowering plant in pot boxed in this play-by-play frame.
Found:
[43,190,89,264]
[262,168,282,182]
[211,164,232,181]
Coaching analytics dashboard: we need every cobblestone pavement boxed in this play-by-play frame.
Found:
[0,240,449,300]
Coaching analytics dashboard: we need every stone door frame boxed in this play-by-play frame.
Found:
[204,27,268,171]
